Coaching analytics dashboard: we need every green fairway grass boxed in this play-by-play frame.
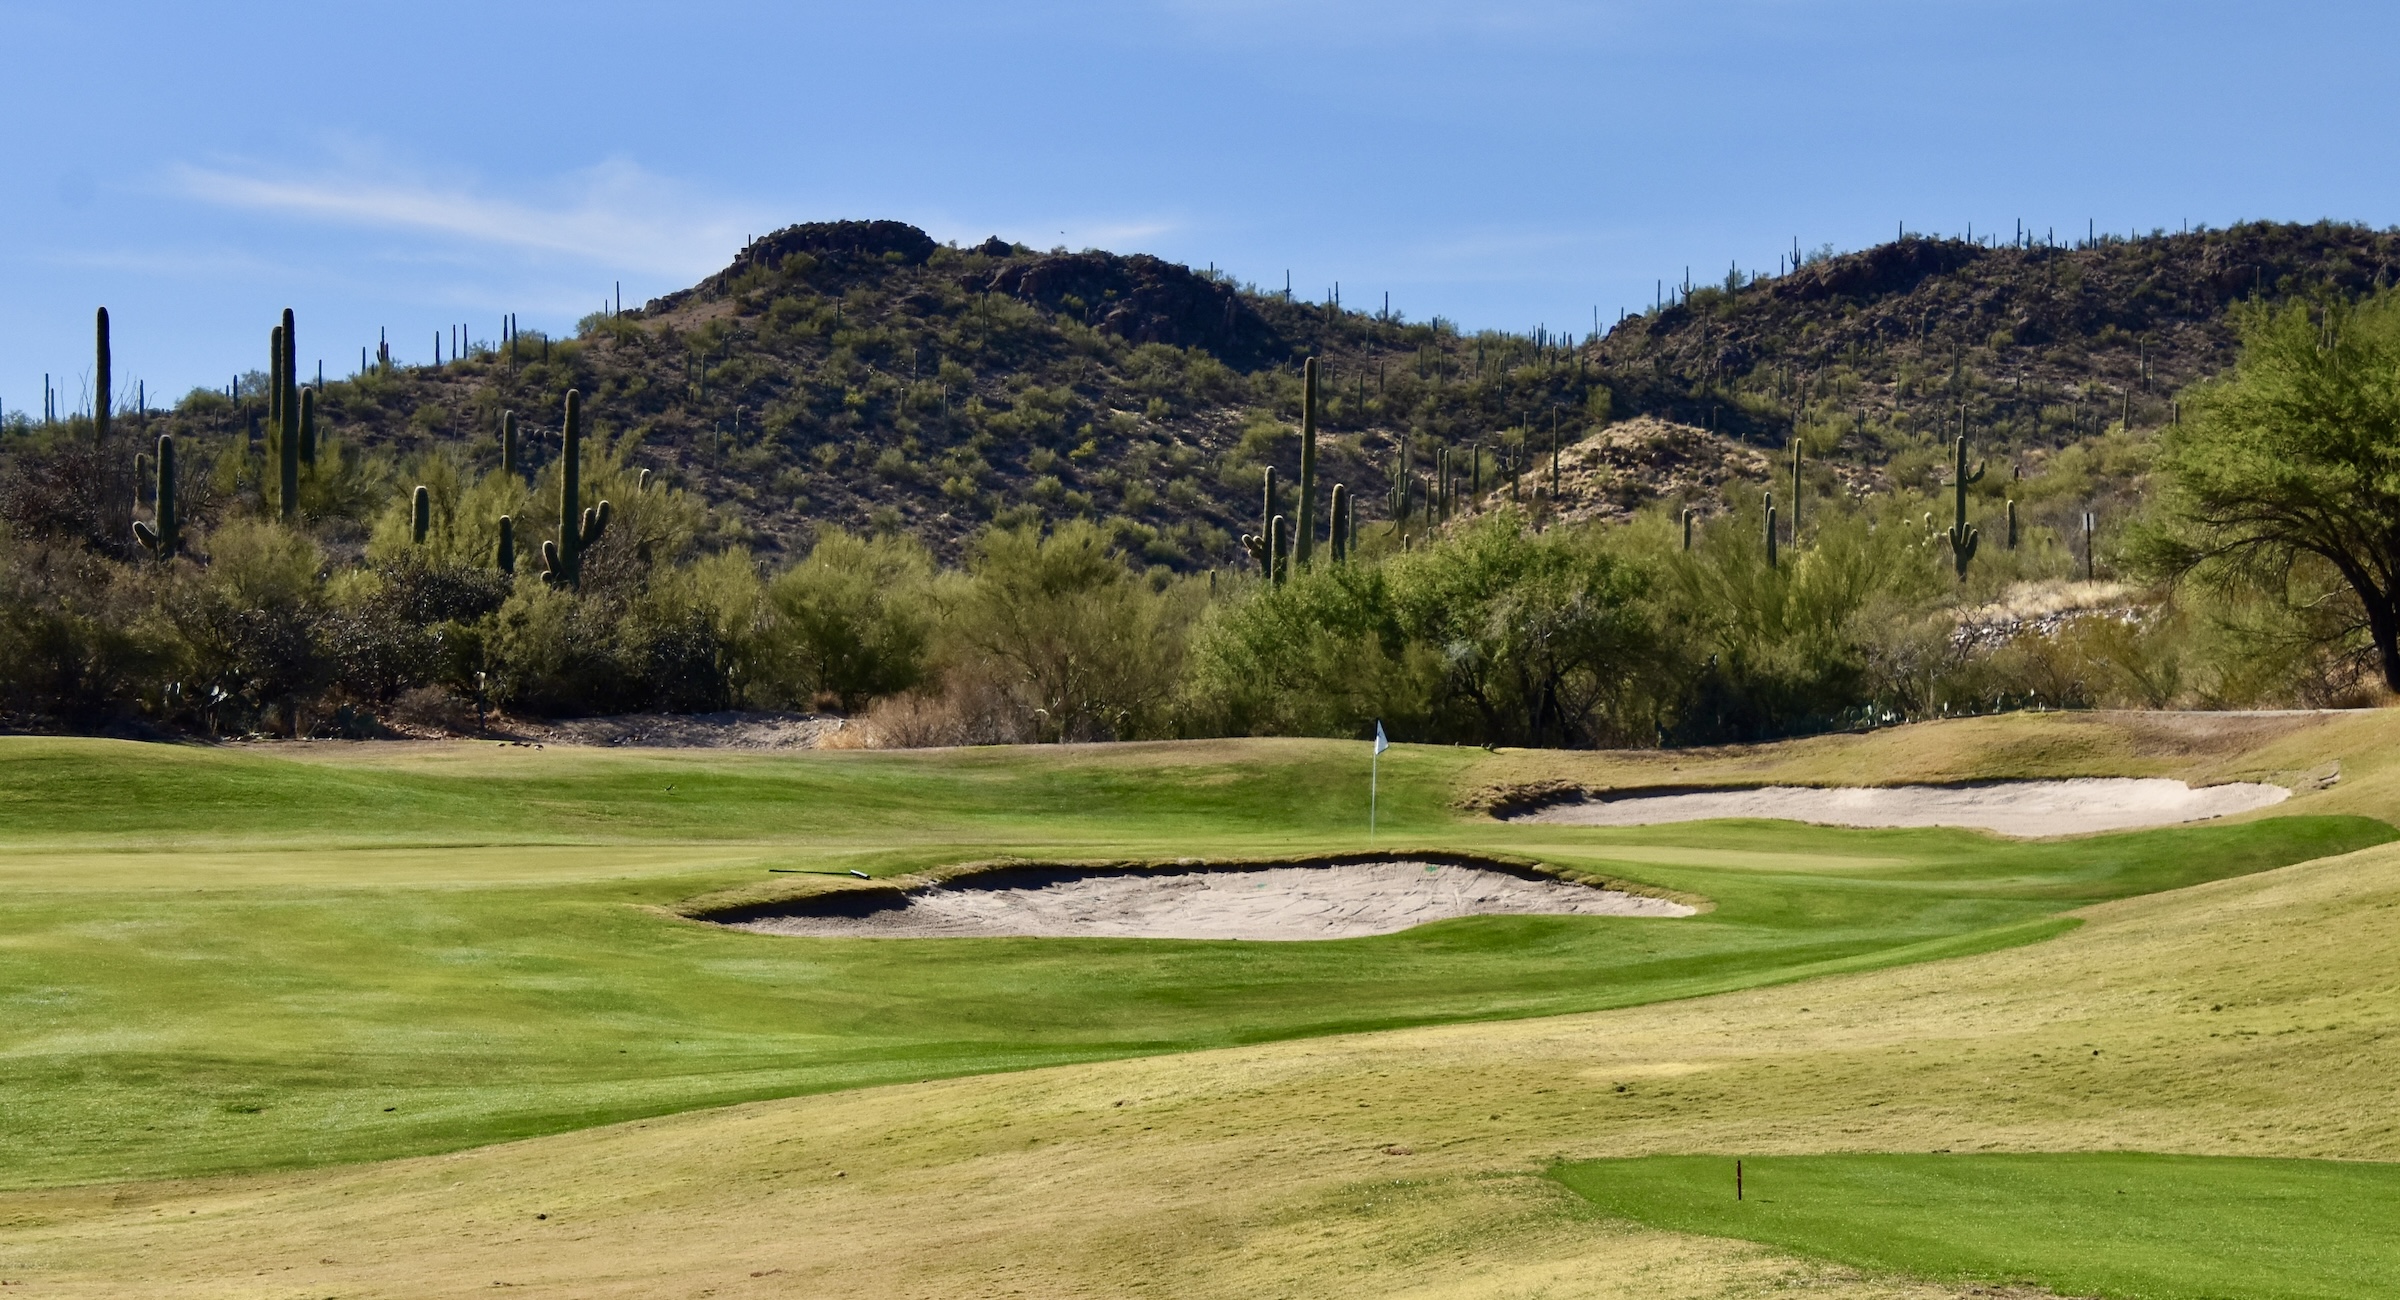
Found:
[1553,1152,2400,1300]
[1,735,2388,1189]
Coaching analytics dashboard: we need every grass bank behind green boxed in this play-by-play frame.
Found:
[1554,1152,2400,1300]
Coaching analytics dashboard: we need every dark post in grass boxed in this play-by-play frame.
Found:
[1737,1159,1743,1201]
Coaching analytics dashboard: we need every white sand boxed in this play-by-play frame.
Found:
[728,860,1694,941]
[1517,777,2291,837]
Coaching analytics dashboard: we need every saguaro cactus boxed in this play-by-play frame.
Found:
[502,411,519,477]
[132,434,176,560]
[269,324,284,442]
[94,308,111,447]
[1765,492,1778,569]
[1789,438,1802,539]
[2006,498,2019,550]
[1328,483,1351,563]
[496,515,517,573]
[1296,357,1319,566]
[1267,514,1288,585]
[541,389,611,587]
[281,308,297,456]
[1944,434,1986,581]
[299,388,317,466]
[411,486,431,544]
[1681,506,1695,552]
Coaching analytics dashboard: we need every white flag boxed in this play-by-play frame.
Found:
[1374,721,1389,754]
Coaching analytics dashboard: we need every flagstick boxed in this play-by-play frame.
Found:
[1370,747,1379,845]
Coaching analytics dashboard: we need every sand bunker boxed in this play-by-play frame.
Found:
[724,859,1693,941]
[1517,777,2291,837]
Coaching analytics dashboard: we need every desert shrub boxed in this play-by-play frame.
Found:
[1651,497,1948,741]
[0,530,175,728]
[164,519,331,735]
[947,521,1195,741]
[1181,561,1431,738]
[760,529,934,713]
[1387,512,1658,747]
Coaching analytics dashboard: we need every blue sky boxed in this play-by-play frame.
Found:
[7,0,2399,410]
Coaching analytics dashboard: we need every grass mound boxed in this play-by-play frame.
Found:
[1554,1152,2400,1300]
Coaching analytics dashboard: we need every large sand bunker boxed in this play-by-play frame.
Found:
[722,859,1693,941]
[1517,777,2291,837]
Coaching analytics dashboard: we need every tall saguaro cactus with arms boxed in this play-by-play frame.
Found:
[93,308,110,447]
[1944,434,1986,580]
[540,390,612,588]
[132,435,176,560]
[1296,357,1319,567]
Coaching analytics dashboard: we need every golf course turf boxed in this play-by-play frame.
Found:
[6,711,2400,1296]
[1,730,2390,1190]
[1554,1152,2400,1300]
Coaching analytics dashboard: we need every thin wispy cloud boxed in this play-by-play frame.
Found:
[171,158,760,280]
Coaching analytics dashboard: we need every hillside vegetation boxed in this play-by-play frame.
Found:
[73,219,2400,564]
[7,220,2400,738]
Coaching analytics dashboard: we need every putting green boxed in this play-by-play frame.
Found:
[1554,1152,2400,1300]
[0,727,2390,1192]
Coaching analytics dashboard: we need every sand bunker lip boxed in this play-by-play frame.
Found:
[712,855,1695,941]
[1511,777,2291,837]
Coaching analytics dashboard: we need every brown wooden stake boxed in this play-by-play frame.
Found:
[1737,1159,1744,1201]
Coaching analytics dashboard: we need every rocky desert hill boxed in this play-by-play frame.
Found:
[122,218,2400,569]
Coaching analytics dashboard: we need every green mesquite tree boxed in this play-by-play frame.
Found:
[2139,292,2400,691]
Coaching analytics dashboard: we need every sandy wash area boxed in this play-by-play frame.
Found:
[1516,776,2290,837]
[723,859,1694,941]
